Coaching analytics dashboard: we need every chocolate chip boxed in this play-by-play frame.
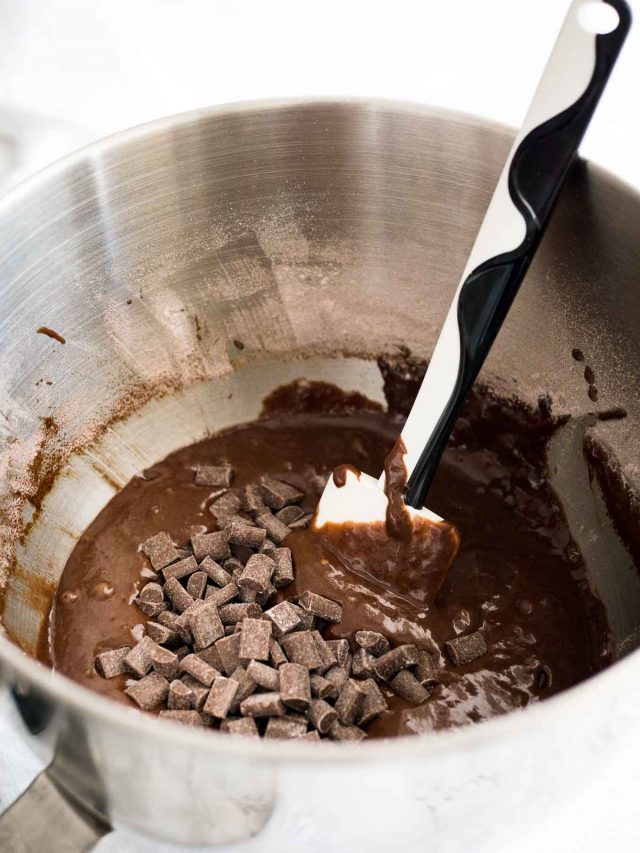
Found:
[288,513,313,530]
[162,555,199,582]
[310,631,337,672]
[308,699,338,734]
[140,532,180,570]
[228,665,258,712]
[281,631,324,670]
[259,476,304,510]
[199,556,233,587]
[215,632,242,675]
[197,645,224,670]
[445,631,487,666]
[238,554,275,593]
[351,648,375,679]
[415,650,439,687]
[335,678,366,725]
[133,597,165,618]
[187,602,225,650]
[191,531,230,562]
[168,679,194,710]
[290,604,316,630]
[204,676,240,718]
[264,717,308,739]
[323,665,349,693]
[205,582,239,607]
[279,663,312,711]
[299,591,342,623]
[328,721,367,741]
[221,716,260,736]
[139,582,164,604]
[263,601,301,637]
[209,492,242,522]
[390,670,430,704]
[179,653,220,686]
[146,622,180,647]
[179,675,209,710]
[358,679,388,725]
[256,582,277,608]
[241,483,266,514]
[326,639,350,668]
[239,618,272,661]
[355,630,390,656]
[186,571,207,600]
[125,671,169,710]
[240,692,285,717]
[158,610,191,644]
[95,646,131,678]
[163,577,195,613]
[124,636,160,678]
[271,547,294,587]
[194,464,234,488]
[159,710,205,726]
[269,638,288,668]
[275,506,305,525]
[225,521,266,549]
[150,646,180,680]
[260,539,277,555]
[255,511,291,545]
[372,644,419,681]
[246,660,280,691]
[309,673,338,701]
[218,602,262,624]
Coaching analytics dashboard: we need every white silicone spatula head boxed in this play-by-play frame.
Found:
[315,0,630,533]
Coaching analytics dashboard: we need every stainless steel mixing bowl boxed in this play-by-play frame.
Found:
[1,99,640,851]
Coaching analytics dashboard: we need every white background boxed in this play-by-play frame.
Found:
[0,1,639,851]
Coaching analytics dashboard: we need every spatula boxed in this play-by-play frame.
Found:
[315,0,630,543]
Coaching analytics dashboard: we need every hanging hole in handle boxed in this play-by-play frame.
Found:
[578,1,620,34]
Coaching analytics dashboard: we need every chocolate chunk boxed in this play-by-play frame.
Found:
[358,679,388,725]
[125,671,169,710]
[310,631,337,672]
[299,591,342,624]
[239,618,272,661]
[259,476,304,510]
[186,571,207,600]
[219,602,262,624]
[255,511,290,545]
[241,483,266,514]
[335,679,366,725]
[260,539,277,556]
[445,631,488,666]
[162,555,198,582]
[288,513,313,530]
[246,660,280,691]
[240,692,285,717]
[351,648,375,679]
[197,645,224,670]
[146,622,180,647]
[238,554,275,593]
[269,638,288,668]
[215,632,242,675]
[158,610,191,644]
[95,646,131,678]
[355,630,390,656]
[179,653,220,686]
[309,673,338,701]
[133,597,165,618]
[124,636,160,678]
[326,639,350,668]
[163,577,195,614]
[191,531,230,562]
[328,721,367,741]
[150,646,180,680]
[209,491,242,522]
[263,601,301,637]
[139,582,164,605]
[280,663,312,711]
[228,666,257,712]
[281,631,324,670]
[187,602,224,650]
[223,556,245,573]
[168,679,194,710]
[271,547,294,588]
[159,710,204,726]
[300,730,321,741]
[225,521,266,549]
[308,698,338,734]
[256,583,276,607]
[264,717,308,739]
[275,506,305,525]
[390,670,430,704]
[180,675,209,710]
[221,716,260,737]
[200,557,233,588]
[372,644,419,681]
[289,603,316,630]
[204,676,240,718]
[194,464,234,488]
[324,665,349,692]
[415,650,439,687]
[204,582,239,607]
[140,531,180,570]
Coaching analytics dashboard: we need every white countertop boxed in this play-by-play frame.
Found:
[1,1,639,850]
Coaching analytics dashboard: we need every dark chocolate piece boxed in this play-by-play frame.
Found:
[355,630,390,657]
[328,721,367,741]
[246,660,280,691]
[259,476,304,510]
[263,601,301,637]
[415,650,439,687]
[205,582,239,607]
[299,591,342,623]
[255,510,291,545]
[271,547,295,587]
[204,676,240,719]
[372,645,419,681]
[199,556,233,587]
[146,622,180,647]
[228,666,257,712]
[326,640,350,668]
[275,506,305,525]
[308,699,338,734]
[150,646,180,680]
[179,654,220,687]
[159,710,204,726]
[168,679,194,710]
[140,531,180,570]
[280,663,312,711]
[358,679,388,725]
[209,491,242,521]
[225,521,266,550]
[264,717,307,739]
[95,646,131,678]
[186,571,207,600]
[194,464,234,488]
[238,554,275,594]
[125,672,169,710]
[187,602,225,650]
[351,648,375,679]
[158,610,191,644]
[163,577,194,614]
[323,665,349,693]
[269,638,288,668]
[445,632,488,666]
[390,670,430,704]
[180,675,209,710]
[281,631,323,670]
[335,679,366,725]
[219,602,262,624]
[191,531,230,562]
[162,555,199,581]
[240,692,286,717]
[241,483,266,514]
[239,618,272,661]
[287,513,313,530]
[221,716,259,737]
[215,632,242,675]
[124,636,160,678]
[309,673,338,701]
[310,631,337,672]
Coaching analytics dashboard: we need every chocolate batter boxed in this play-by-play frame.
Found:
[51,378,611,736]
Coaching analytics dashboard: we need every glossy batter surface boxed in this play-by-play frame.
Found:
[51,379,610,735]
